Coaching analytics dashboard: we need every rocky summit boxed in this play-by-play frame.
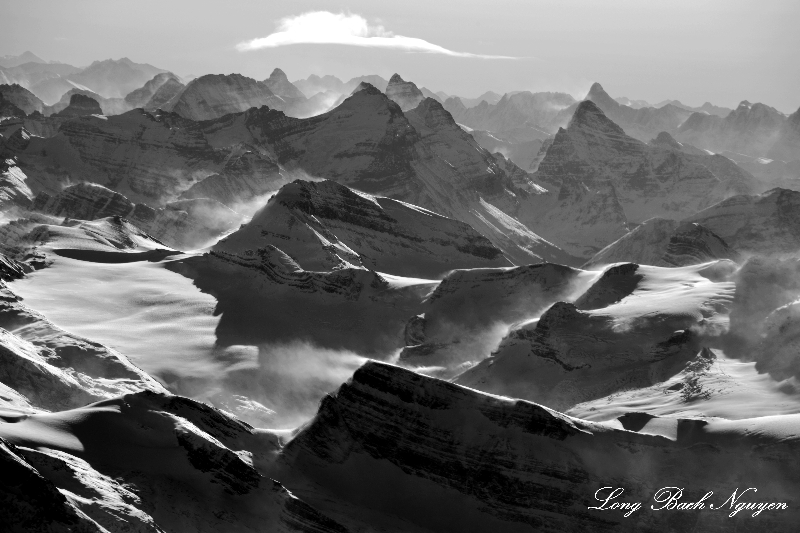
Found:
[384,73,425,111]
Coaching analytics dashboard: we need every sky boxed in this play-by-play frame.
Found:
[3,0,799,112]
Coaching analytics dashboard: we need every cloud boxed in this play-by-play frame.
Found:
[237,11,516,59]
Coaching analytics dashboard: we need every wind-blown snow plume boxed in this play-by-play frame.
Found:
[236,11,517,59]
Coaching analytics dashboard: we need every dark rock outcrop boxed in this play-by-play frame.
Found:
[52,94,103,118]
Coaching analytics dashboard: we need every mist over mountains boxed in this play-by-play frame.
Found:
[2,47,800,532]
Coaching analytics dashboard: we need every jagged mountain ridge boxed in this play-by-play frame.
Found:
[677,100,789,159]
[443,90,575,142]
[215,179,511,278]
[274,360,800,531]
[520,100,755,258]
[196,83,572,265]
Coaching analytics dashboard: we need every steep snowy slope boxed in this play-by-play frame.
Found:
[0,158,33,209]
[456,262,734,410]
[215,179,511,278]
[10,215,435,426]
[0,220,168,413]
[569,346,800,422]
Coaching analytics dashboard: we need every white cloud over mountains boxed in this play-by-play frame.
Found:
[237,11,516,59]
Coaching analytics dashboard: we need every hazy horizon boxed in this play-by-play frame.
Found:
[3,0,799,113]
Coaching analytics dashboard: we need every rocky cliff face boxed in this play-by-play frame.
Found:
[47,88,130,116]
[275,360,800,532]
[685,188,800,255]
[0,94,26,118]
[164,73,287,121]
[585,218,735,268]
[384,73,425,111]
[215,179,510,278]
[52,93,103,118]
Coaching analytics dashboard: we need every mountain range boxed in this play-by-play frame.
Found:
[3,54,800,532]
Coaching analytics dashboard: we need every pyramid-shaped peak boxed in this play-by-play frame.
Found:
[269,68,288,80]
[388,73,406,85]
[572,99,604,120]
[587,82,608,96]
[568,100,626,136]
[585,82,615,103]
